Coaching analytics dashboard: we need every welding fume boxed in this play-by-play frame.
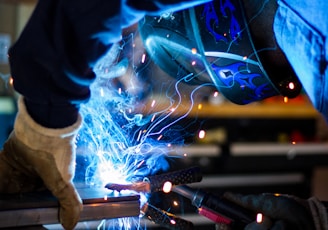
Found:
[0,0,328,230]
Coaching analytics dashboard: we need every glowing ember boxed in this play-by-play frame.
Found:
[162,181,173,193]
[288,82,295,90]
[256,213,263,223]
[198,130,206,139]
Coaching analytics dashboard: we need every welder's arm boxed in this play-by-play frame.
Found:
[9,0,212,128]
[223,192,328,230]
[2,1,211,230]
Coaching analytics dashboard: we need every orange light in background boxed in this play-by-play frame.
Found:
[191,48,197,54]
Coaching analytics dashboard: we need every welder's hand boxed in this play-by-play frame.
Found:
[0,97,83,230]
[223,192,328,230]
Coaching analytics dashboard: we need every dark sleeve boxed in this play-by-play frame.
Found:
[9,0,210,128]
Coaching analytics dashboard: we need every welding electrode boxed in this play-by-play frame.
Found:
[105,166,203,193]
[172,185,256,229]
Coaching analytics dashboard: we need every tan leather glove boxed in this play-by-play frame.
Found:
[0,97,83,230]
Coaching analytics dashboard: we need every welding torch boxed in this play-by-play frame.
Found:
[105,167,257,229]
[106,166,203,230]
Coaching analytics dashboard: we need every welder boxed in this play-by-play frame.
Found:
[0,1,327,230]
[138,0,328,229]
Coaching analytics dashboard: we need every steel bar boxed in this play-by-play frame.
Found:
[0,188,140,228]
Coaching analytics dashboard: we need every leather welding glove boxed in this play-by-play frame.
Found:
[0,97,83,230]
[223,192,328,230]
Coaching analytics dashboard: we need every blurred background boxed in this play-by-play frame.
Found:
[1,0,328,229]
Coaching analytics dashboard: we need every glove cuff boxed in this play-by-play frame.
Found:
[308,197,328,230]
[13,96,82,183]
[15,96,82,146]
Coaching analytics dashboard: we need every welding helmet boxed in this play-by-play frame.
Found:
[138,0,301,104]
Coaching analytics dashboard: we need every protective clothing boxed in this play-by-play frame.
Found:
[273,0,328,120]
[138,0,302,105]
[8,0,211,129]
[0,97,82,230]
[4,1,212,229]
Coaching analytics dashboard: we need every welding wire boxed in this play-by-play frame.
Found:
[105,181,150,193]
[141,203,194,230]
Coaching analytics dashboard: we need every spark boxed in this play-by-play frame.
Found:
[76,31,212,229]
[288,82,295,90]
[141,53,146,63]
[162,181,172,193]
[198,130,206,139]
[256,213,263,223]
[151,99,156,107]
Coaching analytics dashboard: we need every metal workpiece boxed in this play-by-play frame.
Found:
[0,188,140,228]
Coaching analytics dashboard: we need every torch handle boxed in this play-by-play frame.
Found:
[148,167,202,192]
[202,193,256,225]
[173,185,256,229]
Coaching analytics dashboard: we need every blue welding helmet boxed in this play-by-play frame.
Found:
[138,0,301,104]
